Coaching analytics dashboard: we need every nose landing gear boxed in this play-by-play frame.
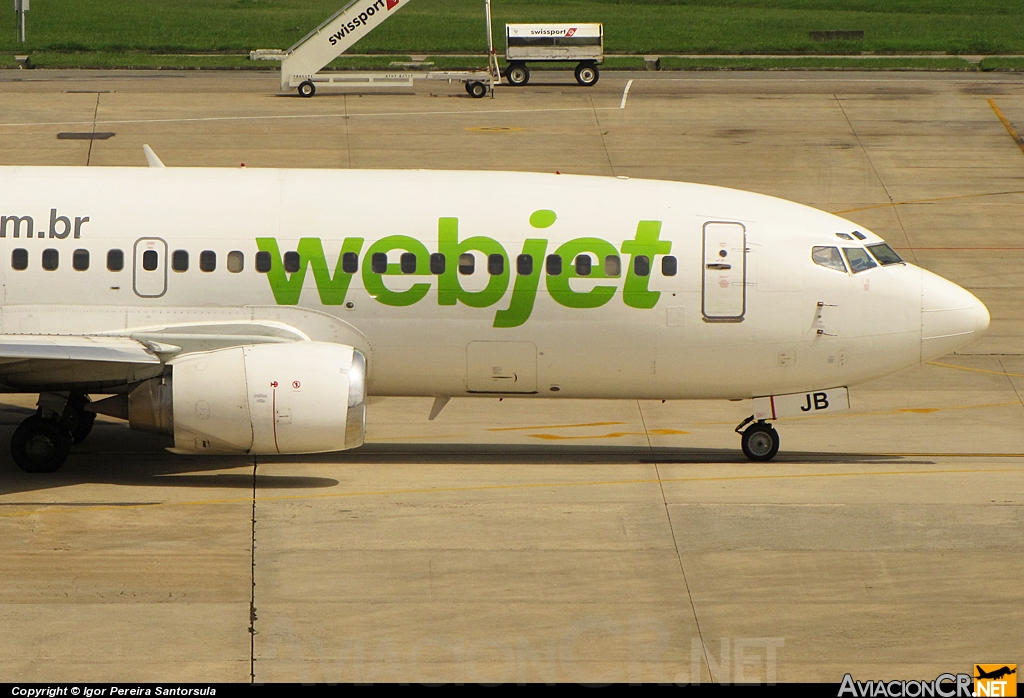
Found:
[735,416,780,462]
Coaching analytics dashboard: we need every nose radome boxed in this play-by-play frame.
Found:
[921,269,989,361]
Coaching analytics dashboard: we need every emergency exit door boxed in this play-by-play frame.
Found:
[133,237,167,298]
[702,222,746,321]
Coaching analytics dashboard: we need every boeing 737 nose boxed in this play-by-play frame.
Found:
[921,269,990,362]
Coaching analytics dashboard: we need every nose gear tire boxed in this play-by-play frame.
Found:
[741,422,780,462]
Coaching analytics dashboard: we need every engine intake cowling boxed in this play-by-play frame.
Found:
[128,342,365,455]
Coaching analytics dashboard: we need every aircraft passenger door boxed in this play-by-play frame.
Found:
[702,222,746,322]
[133,237,168,298]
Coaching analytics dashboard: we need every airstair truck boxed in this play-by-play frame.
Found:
[504,23,603,87]
[271,0,499,98]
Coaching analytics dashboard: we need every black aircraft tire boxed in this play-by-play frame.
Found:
[11,416,72,473]
[70,411,96,445]
[741,423,780,462]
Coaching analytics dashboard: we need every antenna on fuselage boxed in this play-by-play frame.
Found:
[143,144,166,168]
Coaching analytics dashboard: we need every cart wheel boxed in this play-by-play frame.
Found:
[506,63,530,86]
[574,63,599,87]
[298,81,316,98]
[467,81,487,99]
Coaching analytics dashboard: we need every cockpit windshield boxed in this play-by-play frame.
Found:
[843,247,878,274]
[866,243,904,265]
[811,246,847,272]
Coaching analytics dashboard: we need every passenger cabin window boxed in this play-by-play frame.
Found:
[371,252,388,274]
[575,254,592,276]
[72,249,89,271]
[605,255,621,277]
[488,254,504,275]
[432,249,448,272]
[430,253,445,275]
[107,249,124,271]
[458,253,475,275]
[255,251,272,273]
[42,249,59,271]
[142,250,158,271]
[200,250,216,272]
[284,251,300,274]
[343,252,359,274]
[227,251,244,273]
[172,250,189,272]
[633,255,650,277]
[400,252,417,274]
[661,255,677,277]
[546,254,562,276]
[843,247,877,274]
[517,254,533,275]
[866,243,904,266]
[811,246,847,273]
[11,248,27,271]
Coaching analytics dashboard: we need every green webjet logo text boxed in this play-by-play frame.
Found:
[255,210,670,328]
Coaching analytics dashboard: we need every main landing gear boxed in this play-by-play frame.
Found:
[10,393,95,473]
[735,416,780,462]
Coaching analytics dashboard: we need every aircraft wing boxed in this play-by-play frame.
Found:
[0,334,176,392]
[0,335,169,364]
[0,321,312,392]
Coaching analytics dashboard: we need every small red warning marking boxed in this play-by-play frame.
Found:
[270,381,279,388]
[387,0,400,10]
[292,381,301,389]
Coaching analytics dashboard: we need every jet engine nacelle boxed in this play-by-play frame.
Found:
[128,342,366,455]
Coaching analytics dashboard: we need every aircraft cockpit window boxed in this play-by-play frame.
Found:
[343,252,359,274]
[429,252,445,275]
[605,255,621,277]
[546,254,562,276]
[575,254,592,276]
[255,251,272,273]
[199,251,217,273]
[371,252,387,274]
[400,252,417,274]
[836,233,853,240]
[42,249,59,271]
[284,251,301,274]
[458,253,475,275]
[851,231,867,240]
[843,247,877,274]
[72,249,89,271]
[172,250,189,272]
[106,249,124,272]
[517,254,533,275]
[811,246,847,273]
[866,243,904,266]
[11,248,27,271]
[662,255,677,277]
[488,253,504,275]
[634,255,651,277]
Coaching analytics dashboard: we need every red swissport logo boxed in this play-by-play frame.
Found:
[565,27,577,37]
[387,0,399,9]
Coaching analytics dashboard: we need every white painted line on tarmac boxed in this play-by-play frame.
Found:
[0,105,623,130]
[620,79,633,109]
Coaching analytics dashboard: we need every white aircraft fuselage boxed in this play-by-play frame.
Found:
[0,166,989,467]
